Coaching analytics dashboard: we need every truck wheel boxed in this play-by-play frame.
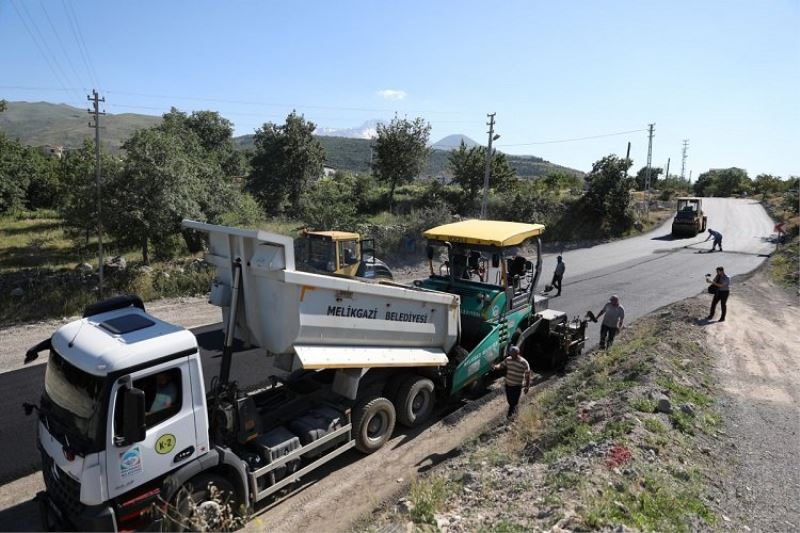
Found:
[396,376,435,427]
[353,397,396,453]
[167,473,240,532]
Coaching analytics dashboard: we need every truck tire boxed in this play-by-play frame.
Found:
[353,397,396,453]
[395,376,435,427]
[167,473,240,532]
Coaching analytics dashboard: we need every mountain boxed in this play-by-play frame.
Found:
[315,119,381,140]
[0,101,161,151]
[2,101,582,178]
[431,134,480,150]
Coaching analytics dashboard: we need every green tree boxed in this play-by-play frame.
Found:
[300,174,360,230]
[0,136,45,213]
[247,111,325,214]
[372,116,431,205]
[448,141,515,205]
[634,166,663,191]
[753,174,783,199]
[541,170,582,194]
[583,155,635,233]
[693,167,752,197]
[57,140,122,244]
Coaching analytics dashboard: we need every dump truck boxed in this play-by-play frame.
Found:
[25,219,585,531]
[671,197,708,237]
[295,229,393,281]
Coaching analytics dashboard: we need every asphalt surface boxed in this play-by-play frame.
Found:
[0,198,775,486]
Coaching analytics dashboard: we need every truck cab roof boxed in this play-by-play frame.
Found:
[51,307,197,376]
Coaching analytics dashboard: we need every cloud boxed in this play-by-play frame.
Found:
[376,89,407,100]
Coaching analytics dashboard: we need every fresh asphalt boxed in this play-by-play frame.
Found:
[0,198,775,485]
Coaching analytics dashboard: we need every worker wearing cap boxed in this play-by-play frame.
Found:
[595,295,625,349]
[492,345,531,418]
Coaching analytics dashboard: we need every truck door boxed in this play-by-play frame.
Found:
[106,358,198,499]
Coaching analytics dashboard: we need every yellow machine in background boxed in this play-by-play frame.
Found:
[295,230,394,280]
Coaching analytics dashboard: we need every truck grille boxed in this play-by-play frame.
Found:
[41,451,83,518]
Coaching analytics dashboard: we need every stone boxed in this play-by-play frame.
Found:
[137,265,154,274]
[680,403,696,417]
[396,498,414,514]
[655,394,673,414]
[10,287,24,297]
[462,471,479,485]
[105,256,127,270]
[76,262,93,273]
[434,515,450,529]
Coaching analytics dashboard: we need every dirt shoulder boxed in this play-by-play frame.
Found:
[361,269,798,532]
[0,295,219,374]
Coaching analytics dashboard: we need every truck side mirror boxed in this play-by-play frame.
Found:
[491,254,500,268]
[120,388,146,446]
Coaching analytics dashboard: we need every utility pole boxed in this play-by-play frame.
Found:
[665,157,670,181]
[480,113,497,219]
[88,90,105,297]
[644,123,655,214]
[624,141,631,178]
[680,139,689,181]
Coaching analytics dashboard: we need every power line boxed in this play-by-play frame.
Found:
[62,0,100,90]
[497,128,648,147]
[9,0,76,101]
[39,0,88,93]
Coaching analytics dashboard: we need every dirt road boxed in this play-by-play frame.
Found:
[710,273,800,531]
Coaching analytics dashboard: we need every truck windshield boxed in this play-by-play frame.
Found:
[43,349,105,447]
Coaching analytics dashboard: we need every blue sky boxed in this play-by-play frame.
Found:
[1,0,798,177]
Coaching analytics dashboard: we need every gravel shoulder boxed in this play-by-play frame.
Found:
[712,272,800,531]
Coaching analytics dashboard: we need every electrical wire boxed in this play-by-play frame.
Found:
[497,128,648,146]
[62,0,100,91]
[9,0,76,101]
[39,0,88,94]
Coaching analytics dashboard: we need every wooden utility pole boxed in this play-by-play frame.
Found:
[88,90,105,296]
[644,124,655,214]
[480,113,497,219]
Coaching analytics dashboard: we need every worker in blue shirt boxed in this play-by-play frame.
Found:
[705,229,723,252]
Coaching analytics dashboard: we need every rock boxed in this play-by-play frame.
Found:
[396,498,414,514]
[655,394,673,414]
[462,471,479,485]
[10,287,24,297]
[137,265,154,274]
[537,508,553,519]
[105,256,127,270]
[680,403,696,417]
[76,262,93,273]
[434,514,449,530]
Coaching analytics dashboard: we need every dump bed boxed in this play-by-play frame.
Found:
[184,221,460,370]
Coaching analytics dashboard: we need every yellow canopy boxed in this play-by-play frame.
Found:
[423,220,545,247]
[306,230,360,241]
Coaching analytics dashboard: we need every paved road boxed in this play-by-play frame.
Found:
[0,198,775,489]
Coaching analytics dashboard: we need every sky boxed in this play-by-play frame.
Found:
[1,0,798,178]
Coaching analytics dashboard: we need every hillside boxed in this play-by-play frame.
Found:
[1,101,582,178]
[431,134,480,150]
[0,101,160,151]
[234,134,582,178]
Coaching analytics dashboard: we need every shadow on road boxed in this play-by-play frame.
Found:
[0,498,39,532]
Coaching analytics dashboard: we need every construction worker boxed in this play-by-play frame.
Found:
[705,229,723,252]
[551,256,565,296]
[492,345,531,418]
[706,266,730,321]
[595,295,625,349]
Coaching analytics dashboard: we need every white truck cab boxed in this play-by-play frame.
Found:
[36,298,211,530]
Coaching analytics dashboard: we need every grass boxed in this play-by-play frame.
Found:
[408,475,452,525]
[583,472,714,532]
[644,418,668,434]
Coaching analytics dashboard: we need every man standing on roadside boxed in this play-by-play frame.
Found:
[706,266,730,321]
[705,229,723,252]
[551,256,566,297]
[492,345,531,419]
[595,295,625,349]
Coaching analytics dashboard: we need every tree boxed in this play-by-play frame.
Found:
[108,122,240,263]
[247,111,325,214]
[448,141,515,205]
[583,155,635,233]
[541,170,582,194]
[300,174,360,230]
[634,166,663,191]
[753,174,783,199]
[693,168,752,197]
[0,136,46,214]
[372,116,431,205]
